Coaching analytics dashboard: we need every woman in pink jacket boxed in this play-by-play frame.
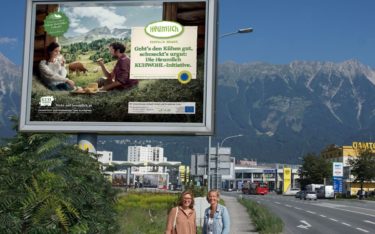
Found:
[165,190,197,234]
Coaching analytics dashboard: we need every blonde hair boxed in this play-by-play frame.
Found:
[206,189,220,202]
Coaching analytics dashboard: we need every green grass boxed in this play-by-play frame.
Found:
[238,198,283,234]
[115,192,178,234]
[66,52,116,86]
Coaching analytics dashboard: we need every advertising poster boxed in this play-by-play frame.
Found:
[333,176,343,193]
[332,162,343,177]
[283,167,291,193]
[20,0,217,134]
[143,173,168,189]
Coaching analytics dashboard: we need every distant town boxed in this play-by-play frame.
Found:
[98,141,375,197]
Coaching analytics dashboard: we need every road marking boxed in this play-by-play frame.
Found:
[356,228,369,233]
[364,220,375,225]
[275,202,281,204]
[320,215,326,218]
[285,204,292,207]
[297,220,312,230]
[306,211,316,214]
[341,222,351,227]
[330,218,338,222]
[315,205,375,218]
[294,207,302,210]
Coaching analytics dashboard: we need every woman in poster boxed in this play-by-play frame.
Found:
[39,42,75,90]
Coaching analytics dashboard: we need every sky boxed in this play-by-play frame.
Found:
[0,0,375,68]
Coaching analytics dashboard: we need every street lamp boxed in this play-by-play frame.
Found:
[208,134,243,190]
[220,134,243,147]
[207,26,253,192]
[219,27,254,39]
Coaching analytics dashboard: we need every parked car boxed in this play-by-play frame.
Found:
[295,191,303,198]
[304,191,317,200]
[284,188,300,196]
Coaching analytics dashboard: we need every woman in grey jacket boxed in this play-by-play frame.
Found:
[203,190,230,234]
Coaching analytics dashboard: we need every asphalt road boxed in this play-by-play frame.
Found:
[224,192,375,234]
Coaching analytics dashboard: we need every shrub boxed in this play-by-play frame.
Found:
[238,198,283,234]
[0,132,118,233]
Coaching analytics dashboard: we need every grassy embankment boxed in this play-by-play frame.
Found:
[115,192,178,234]
[238,197,283,234]
[115,191,207,234]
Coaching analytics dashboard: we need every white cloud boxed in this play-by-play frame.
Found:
[140,5,162,9]
[0,37,17,44]
[65,7,127,30]
[68,17,80,28]
[74,27,90,34]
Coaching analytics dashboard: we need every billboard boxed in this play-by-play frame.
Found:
[143,173,168,189]
[332,162,343,177]
[19,0,217,134]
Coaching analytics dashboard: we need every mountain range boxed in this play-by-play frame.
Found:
[215,59,375,163]
[2,54,375,164]
[60,26,131,45]
[0,53,21,138]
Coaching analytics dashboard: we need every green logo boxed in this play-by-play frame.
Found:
[43,12,69,37]
[145,21,183,39]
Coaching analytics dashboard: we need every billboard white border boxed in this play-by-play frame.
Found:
[19,0,217,135]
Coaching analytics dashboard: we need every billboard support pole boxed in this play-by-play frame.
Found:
[77,133,98,154]
[127,167,131,188]
[208,136,211,191]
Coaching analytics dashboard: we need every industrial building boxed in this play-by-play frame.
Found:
[191,147,300,192]
[97,146,187,189]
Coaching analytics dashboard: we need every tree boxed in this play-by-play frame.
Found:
[349,149,375,198]
[0,131,118,233]
[299,153,332,189]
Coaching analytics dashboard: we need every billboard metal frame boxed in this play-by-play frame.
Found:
[19,0,218,135]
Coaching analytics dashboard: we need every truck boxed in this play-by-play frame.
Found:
[242,181,269,195]
[317,185,335,199]
[306,184,324,192]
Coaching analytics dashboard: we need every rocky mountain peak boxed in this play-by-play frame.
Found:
[61,26,131,45]
[338,59,375,85]
[0,53,21,95]
[87,26,111,35]
[0,52,19,73]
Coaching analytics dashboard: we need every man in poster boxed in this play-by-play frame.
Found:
[97,42,138,91]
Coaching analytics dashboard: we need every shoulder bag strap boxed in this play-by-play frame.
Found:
[173,206,179,229]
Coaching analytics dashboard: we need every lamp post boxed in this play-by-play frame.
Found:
[219,27,254,39]
[208,134,243,190]
[207,26,253,192]
[220,134,243,147]
[348,166,352,196]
